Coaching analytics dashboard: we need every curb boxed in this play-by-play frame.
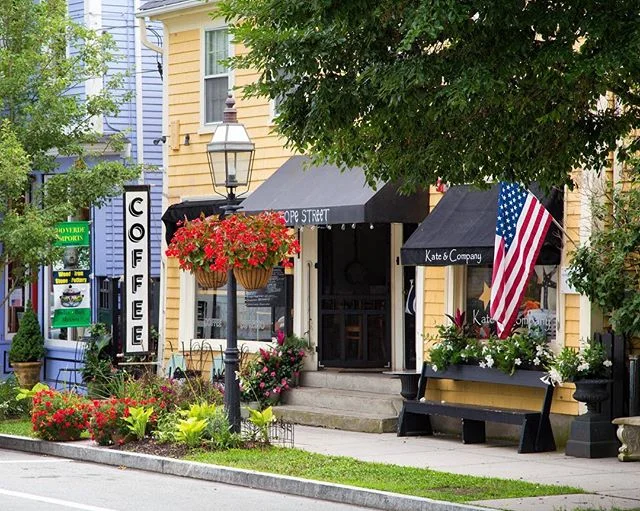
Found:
[0,434,493,511]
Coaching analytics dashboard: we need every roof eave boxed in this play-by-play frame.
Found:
[135,0,206,18]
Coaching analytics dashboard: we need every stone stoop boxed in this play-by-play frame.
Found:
[274,371,405,433]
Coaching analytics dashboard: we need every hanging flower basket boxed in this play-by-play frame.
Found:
[194,268,228,289]
[234,266,273,290]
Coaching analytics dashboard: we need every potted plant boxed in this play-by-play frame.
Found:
[211,212,300,290]
[8,301,45,389]
[545,338,617,458]
[165,214,227,289]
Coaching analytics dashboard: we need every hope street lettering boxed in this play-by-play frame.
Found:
[424,249,483,265]
[282,208,330,225]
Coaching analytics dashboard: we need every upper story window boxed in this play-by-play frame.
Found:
[204,28,230,124]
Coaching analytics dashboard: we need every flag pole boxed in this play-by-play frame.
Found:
[526,189,578,250]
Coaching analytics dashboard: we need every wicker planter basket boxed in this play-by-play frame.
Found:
[234,267,273,290]
[194,268,228,289]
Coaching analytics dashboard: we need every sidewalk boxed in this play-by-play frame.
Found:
[2,426,640,510]
[293,426,640,510]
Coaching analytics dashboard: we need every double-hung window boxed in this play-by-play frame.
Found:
[204,28,230,124]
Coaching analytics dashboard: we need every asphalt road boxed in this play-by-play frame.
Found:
[0,448,371,511]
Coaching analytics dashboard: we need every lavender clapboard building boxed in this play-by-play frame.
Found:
[0,0,164,388]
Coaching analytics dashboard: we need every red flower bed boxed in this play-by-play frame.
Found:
[89,397,159,446]
[31,389,91,441]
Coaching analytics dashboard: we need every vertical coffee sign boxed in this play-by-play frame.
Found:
[52,221,91,327]
[124,185,150,354]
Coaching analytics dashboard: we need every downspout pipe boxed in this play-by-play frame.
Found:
[140,18,163,55]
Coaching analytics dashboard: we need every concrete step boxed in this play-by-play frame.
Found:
[273,404,398,433]
[300,371,402,395]
[282,387,404,416]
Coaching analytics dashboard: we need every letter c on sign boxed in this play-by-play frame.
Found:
[128,197,144,217]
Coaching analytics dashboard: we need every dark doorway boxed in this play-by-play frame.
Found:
[403,224,418,370]
[318,224,391,368]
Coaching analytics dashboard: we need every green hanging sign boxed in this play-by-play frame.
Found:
[52,221,91,328]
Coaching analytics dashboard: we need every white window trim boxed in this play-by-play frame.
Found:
[199,24,234,133]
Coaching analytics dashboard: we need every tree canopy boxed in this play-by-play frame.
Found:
[218,0,640,190]
[0,0,141,293]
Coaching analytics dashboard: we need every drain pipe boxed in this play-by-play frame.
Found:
[139,18,163,55]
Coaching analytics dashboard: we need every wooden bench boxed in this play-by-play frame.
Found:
[397,363,556,453]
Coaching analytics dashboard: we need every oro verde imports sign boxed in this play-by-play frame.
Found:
[52,221,91,328]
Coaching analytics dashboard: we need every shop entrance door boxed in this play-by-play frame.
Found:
[318,224,391,368]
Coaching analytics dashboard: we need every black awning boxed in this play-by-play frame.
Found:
[161,198,241,244]
[400,184,563,266]
[239,156,429,226]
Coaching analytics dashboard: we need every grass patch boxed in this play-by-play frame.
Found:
[187,447,583,503]
[0,419,34,438]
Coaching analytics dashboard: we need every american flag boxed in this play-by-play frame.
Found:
[490,183,553,339]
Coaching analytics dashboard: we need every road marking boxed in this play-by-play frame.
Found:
[0,459,72,464]
[0,488,118,511]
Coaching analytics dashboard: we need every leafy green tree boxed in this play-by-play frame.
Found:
[218,0,640,190]
[567,167,640,339]
[0,0,142,298]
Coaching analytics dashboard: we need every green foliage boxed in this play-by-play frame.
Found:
[175,417,208,448]
[548,340,612,384]
[567,174,640,338]
[247,406,276,444]
[0,0,143,293]
[152,411,180,444]
[16,382,50,402]
[81,324,114,395]
[180,402,219,421]
[123,406,154,440]
[8,302,44,363]
[218,0,640,191]
[0,376,31,420]
[188,448,582,502]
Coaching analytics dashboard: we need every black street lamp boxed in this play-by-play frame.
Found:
[206,95,255,433]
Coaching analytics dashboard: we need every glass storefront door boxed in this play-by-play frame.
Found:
[318,224,391,368]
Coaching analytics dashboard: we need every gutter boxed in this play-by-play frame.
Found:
[135,0,203,19]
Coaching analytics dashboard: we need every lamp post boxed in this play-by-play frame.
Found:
[206,95,255,433]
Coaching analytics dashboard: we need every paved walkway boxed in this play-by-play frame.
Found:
[293,426,640,510]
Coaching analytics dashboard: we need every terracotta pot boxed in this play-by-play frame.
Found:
[194,268,228,289]
[234,267,273,290]
[11,361,42,389]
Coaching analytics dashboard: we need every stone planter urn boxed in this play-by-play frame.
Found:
[565,379,619,458]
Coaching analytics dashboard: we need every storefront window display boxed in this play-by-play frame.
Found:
[466,265,558,340]
[195,274,287,342]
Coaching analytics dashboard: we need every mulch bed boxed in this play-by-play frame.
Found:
[111,438,189,459]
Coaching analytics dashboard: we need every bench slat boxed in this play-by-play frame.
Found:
[404,400,540,425]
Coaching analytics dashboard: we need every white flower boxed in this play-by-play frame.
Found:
[541,368,562,386]
[432,365,439,372]
[603,359,612,367]
[419,397,426,402]
[577,362,590,372]
[479,361,487,369]
[485,355,494,368]
[536,345,545,355]
[515,358,522,366]
[533,357,541,366]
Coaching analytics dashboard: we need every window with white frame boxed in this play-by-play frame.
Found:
[465,265,558,340]
[204,28,230,124]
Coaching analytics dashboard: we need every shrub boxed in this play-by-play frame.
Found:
[547,339,612,384]
[9,302,45,363]
[0,375,31,420]
[31,389,91,441]
[89,397,158,446]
